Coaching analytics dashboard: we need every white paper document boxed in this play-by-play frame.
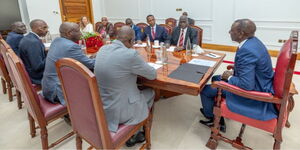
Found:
[134,43,147,47]
[188,58,216,67]
[148,62,162,70]
[167,46,176,52]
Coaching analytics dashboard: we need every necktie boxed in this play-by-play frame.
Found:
[151,27,155,40]
[179,29,184,46]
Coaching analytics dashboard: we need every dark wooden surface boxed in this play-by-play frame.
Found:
[135,46,225,96]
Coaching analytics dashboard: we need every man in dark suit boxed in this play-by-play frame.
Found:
[6,21,27,56]
[125,18,142,44]
[42,22,95,105]
[19,19,48,85]
[170,15,198,51]
[141,15,169,43]
[199,19,277,132]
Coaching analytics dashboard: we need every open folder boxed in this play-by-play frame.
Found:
[168,63,209,83]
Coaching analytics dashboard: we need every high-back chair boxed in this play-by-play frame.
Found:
[159,24,173,35]
[0,39,19,104]
[56,58,153,149]
[113,22,126,35]
[190,25,203,47]
[206,31,298,149]
[95,21,102,32]
[165,18,177,28]
[136,22,148,33]
[5,49,73,149]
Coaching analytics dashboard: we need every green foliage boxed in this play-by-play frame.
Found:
[81,32,98,39]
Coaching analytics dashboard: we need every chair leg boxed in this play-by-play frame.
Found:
[76,134,83,150]
[7,81,13,102]
[232,124,246,149]
[206,111,221,149]
[16,90,22,109]
[40,127,49,150]
[28,113,36,138]
[1,78,6,94]
[273,139,281,150]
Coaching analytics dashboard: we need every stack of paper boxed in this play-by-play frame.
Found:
[134,43,147,47]
[188,58,216,67]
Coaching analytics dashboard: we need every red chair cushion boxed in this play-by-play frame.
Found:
[38,94,67,120]
[110,124,135,145]
[221,98,286,133]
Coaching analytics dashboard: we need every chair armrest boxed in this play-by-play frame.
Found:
[211,81,281,104]
[227,65,234,70]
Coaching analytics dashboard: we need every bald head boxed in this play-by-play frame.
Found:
[229,19,256,43]
[117,26,135,48]
[11,21,26,34]
[59,22,82,42]
[234,19,256,37]
[29,19,48,37]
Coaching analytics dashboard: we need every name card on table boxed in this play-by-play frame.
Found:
[188,58,216,67]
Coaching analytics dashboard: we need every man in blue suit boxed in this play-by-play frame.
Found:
[42,22,95,105]
[6,22,27,56]
[125,18,142,44]
[141,15,169,43]
[199,19,278,132]
[19,19,48,85]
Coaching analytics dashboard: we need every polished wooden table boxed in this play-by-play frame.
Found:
[135,47,226,96]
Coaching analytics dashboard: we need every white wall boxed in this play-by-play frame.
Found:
[0,0,22,30]
[20,0,102,34]
[98,0,300,50]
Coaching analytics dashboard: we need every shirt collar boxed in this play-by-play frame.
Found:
[238,39,248,48]
[30,31,41,39]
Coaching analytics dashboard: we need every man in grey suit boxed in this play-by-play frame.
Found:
[170,15,198,51]
[94,26,157,147]
[42,22,95,105]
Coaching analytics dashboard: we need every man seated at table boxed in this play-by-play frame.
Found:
[42,22,95,105]
[125,18,142,44]
[199,19,277,133]
[6,21,27,56]
[19,19,48,85]
[94,26,157,147]
[141,15,169,43]
[96,17,114,38]
[169,15,198,51]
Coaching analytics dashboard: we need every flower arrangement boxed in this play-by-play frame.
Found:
[81,32,103,53]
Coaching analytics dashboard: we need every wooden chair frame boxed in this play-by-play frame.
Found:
[206,31,298,150]
[6,49,73,149]
[56,58,154,149]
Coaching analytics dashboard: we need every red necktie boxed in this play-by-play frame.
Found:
[151,27,155,40]
[179,29,184,46]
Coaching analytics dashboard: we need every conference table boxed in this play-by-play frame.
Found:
[134,46,226,97]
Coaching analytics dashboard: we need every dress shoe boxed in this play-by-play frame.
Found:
[126,131,145,147]
[200,108,213,120]
[63,115,72,126]
[199,117,226,133]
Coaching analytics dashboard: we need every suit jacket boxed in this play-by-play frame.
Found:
[19,32,46,85]
[132,25,142,41]
[94,40,157,132]
[141,24,169,42]
[6,32,24,56]
[170,26,198,48]
[96,22,114,37]
[226,37,278,120]
[42,37,95,105]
